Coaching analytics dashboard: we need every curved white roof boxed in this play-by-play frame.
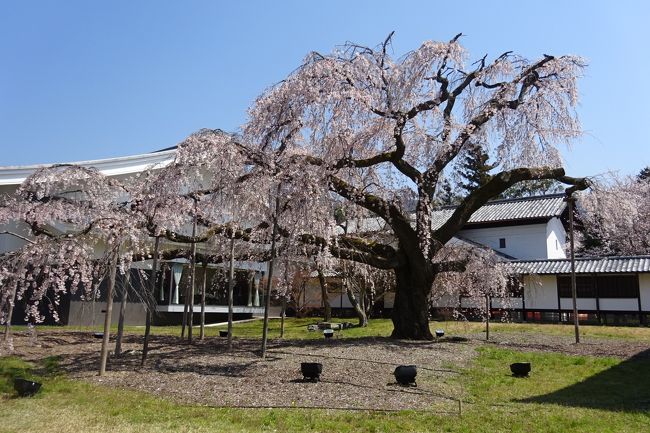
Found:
[0,149,177,186]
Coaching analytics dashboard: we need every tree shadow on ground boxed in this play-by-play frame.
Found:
[519,348,650,412]
[19,332,472,378]
[271,335,468,350]
[49,335,271,377]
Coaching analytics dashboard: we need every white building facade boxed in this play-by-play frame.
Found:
[0,149,269,326]
[426,195,650,325]
[2,151,649,326]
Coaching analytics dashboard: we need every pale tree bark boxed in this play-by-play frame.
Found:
[3,283,18,343]
[316,268,332,322]
[280,297,286,338]
[99,252,119,376]
[227,236,235,351]
[344,278,368,327]
[180,278,189,339]
[485,294,490,341]
[188,240,196,343]
[199,261,207,340]
[141,235,160,366]
[181,200,198,342]
[261,194,279,358]
[114,270,131,356]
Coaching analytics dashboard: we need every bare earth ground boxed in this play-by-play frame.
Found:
[465,331,650,359]
[4,329,649,411]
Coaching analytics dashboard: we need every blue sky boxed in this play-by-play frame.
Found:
[1,1,648,177]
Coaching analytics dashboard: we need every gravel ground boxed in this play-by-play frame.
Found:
[4,328,649,410]
[464,332,650,359]
[6,331,474,410]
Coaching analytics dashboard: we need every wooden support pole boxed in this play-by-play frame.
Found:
[227,236,235,351]
[485,294,490,341]
[99,251,119,376]
[200,261,207,340]
[142,236,160,366]
[261,193,280,359]
[114,270,130,356]
[567,194,580,344]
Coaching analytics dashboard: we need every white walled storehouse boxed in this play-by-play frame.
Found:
[431,194,569,260]
[425,195,650,325]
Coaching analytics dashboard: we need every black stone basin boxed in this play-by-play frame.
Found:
[510,362,531,377]
[435,329,445,338]
[394,365,417,385]
[14,377,41,397]
[300,362,323,381]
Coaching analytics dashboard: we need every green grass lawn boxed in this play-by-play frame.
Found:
[1,335,649,432]
[20,317,650,342]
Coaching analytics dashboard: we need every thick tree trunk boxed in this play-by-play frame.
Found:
[390,260,434,340]
[316,268,332,322]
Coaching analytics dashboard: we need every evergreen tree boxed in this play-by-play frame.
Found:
[434,177,460,207]
[500,179,562,199]
[458,143,496,195]
[638,166,650,182]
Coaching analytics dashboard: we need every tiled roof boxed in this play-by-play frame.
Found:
[450,235,518,260]
[510,256,650,274]
[431,194,566,230]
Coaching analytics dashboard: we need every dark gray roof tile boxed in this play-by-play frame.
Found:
[432,194,566,230]
[511,256,650,274]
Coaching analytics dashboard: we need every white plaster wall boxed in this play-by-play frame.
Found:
[431,294,460,308]
[303,280,325,309]
[329,293,353,309]
[546,217,567,259]
[459,223,549,259]
[599,298,640,311]
[523,275,558,309]
[383,292,395,309]
[460,298,484,308]
[302,281,353,309]
[0,221,31,254]
[68,301,146,327]
[638,274,650,311]
[560,298,597,310]
[491,297,523,309]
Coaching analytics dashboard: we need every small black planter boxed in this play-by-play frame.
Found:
[394,365,417,386]
[510,362,531,377]
[219,330,229,338]
[14,377,41,397]
[300,362,323,381]
[323,329,334,338]
[93,332,104,339]
[435,329,445,338]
